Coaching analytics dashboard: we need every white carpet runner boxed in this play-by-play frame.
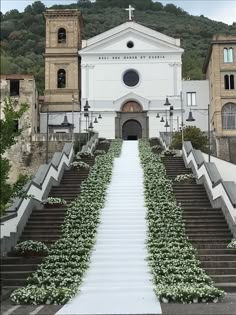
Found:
[57,141,162,315]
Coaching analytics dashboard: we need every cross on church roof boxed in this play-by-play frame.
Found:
[125,5,135,21]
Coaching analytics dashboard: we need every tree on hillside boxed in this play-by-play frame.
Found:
[0,97,29,215]
[171,126,208,151]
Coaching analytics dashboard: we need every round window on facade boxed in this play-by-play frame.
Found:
[127,41,134,48]
[123,70,139,87]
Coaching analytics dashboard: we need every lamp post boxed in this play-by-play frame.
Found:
[46,105,49,164]
[186,104,211,162]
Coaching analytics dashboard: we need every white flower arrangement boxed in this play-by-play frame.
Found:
[76,151,94,159]
[227,239,236,248]
[15,241,49,254]
[139,139,224,303]
[43,197,67,205]
[174,174,195,182]
[71,161,90,170]
[11,140,123,305]
[163,149,176,156]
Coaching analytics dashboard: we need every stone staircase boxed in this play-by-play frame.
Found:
[0,156,95,299]
[161,156,236,292]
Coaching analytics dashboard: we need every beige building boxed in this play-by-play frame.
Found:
[0,74,39,182]
[43,9,81,115]
[203,35,236,162]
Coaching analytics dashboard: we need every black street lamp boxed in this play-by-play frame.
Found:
[164,97,171,106]
[186,104,211,162]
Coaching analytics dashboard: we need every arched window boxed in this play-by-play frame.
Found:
[230,75,235,89]
[57,69,66,88]
[222,103,236,130]
[58,28,66,43]
[224,74,235,90]
[228,48,233,62]
[224,47,234,62]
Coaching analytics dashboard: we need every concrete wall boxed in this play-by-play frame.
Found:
[202,152,236,183]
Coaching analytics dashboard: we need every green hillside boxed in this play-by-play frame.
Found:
[1,0,235,95]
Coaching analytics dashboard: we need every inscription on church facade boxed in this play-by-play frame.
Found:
[98,55,165,60]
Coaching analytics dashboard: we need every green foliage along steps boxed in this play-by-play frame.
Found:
[139,139,224,303]
[11,140,123,305]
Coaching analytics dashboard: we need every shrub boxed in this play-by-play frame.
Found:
[171,126,208,151]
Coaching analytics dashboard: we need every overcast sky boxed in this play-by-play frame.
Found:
[1,0,235,25]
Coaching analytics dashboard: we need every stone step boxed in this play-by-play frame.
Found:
[186,224,229,228]
[1,264,38,272]
[186,228,230,233]
[20,235,59,242]
[198,249,236,255]
[1,270,34,279]
[198,255,236,261]
[194,243,231,249]
[183,219,227,223]
[215,283,236,292]
[1,278,28,287]
[187,233,232,238]
[201,261,236,268]
[25,221,64,226]
[189,238,232,243]
[212,275,236,283]
[205,268,236,275]
[21,231,61,237]
[1,256,44,264]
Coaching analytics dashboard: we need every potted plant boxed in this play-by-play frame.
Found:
[174,174,195,183]
[70,161,90,170]
[14,240,49,257]
[43,197,67,208]
[163,149,176,156]
[227,239,236,248]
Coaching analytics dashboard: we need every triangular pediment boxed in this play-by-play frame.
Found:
[79,22,184,55]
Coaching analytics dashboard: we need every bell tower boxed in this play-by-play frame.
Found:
[43,9,81,112]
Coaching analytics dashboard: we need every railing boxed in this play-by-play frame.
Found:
[159,132,171,149]
[0,143,74,253]
[183,141,236,237]
[32,133,87,142]
[81,133,99,154]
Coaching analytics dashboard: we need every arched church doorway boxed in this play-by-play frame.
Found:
[122,119,142,140]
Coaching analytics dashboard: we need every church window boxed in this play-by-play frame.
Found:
[187,92,196,106]
[57,69,66,88]
[222,103,236,129]
[224,47,233,62]
[58,28,66,43]
[123,70,139,87]
[224,74,235,90]
[10,80,20,96]
[127,41,134,48]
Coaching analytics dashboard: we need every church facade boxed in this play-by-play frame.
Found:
[80,21,184,139]
[41,8,209,140]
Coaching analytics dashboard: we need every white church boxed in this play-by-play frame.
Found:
[42,7,209,140]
